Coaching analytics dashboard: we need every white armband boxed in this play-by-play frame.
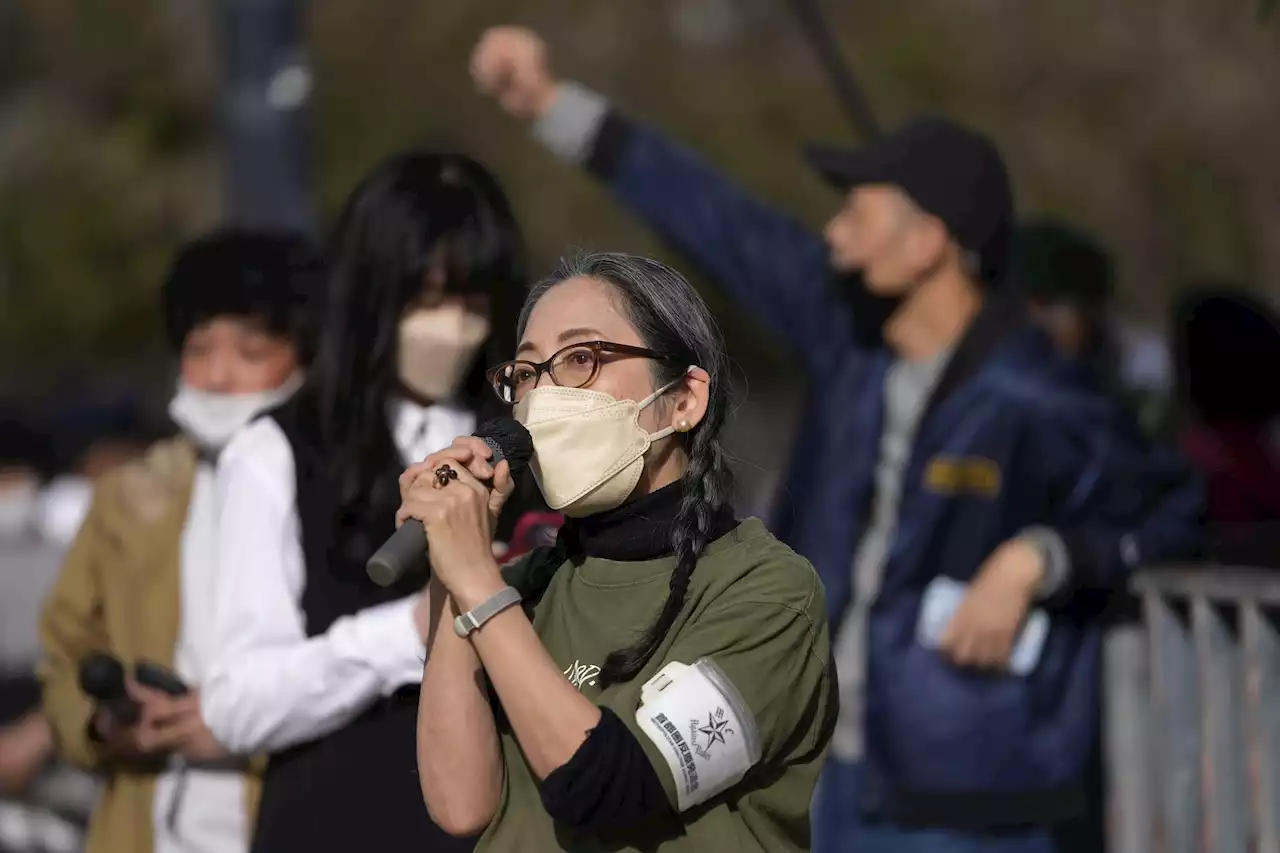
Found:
[634,659,762,812]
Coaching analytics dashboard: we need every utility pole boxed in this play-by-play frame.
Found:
[216,0,315,233]
[785,0,880,141]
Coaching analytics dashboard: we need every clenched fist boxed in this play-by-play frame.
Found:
[470,26,559,120]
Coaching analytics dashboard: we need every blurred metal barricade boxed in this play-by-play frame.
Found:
[1106,567,1280,853]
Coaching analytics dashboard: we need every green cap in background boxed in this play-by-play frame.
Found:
[1009,219,1114,306]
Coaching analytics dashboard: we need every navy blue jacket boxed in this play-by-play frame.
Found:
[577,112,1204,828]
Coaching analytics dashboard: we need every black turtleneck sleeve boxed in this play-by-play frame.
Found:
[539,707,673,829]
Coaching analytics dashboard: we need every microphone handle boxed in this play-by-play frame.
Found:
[367,520,428,588]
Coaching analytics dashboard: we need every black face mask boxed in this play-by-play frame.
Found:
[830,271,906,348]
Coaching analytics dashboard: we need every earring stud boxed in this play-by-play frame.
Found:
[676,419,692,433]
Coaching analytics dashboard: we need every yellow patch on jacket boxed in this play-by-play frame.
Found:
[923,456,1002,498]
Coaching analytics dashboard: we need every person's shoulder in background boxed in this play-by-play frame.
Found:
[89,435,198,532]
[213,415,300,514]
[689,518,827,625]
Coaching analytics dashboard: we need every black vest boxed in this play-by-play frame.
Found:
[250,401,474,853]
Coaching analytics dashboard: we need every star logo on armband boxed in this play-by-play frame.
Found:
[698,707,734,749]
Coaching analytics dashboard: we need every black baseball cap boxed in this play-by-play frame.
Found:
[803,116,1014,285]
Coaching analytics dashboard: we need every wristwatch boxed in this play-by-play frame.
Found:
[453,585,523,638]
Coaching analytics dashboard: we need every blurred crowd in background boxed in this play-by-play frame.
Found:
[2,2,1280,853]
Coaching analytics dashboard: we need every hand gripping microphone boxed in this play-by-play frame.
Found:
[367,417,535,587]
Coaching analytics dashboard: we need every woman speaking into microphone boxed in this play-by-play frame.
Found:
[400,252,837,852]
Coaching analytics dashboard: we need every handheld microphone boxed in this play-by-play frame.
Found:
[367,417,534,587]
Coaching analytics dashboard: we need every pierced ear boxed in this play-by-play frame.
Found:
[670,366,711,433]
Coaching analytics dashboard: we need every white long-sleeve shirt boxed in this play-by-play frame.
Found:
[200,400,475,755]
[155,463,249,853]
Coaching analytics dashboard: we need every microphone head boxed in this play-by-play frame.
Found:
[476,417,534,474]
[78,651,126,701]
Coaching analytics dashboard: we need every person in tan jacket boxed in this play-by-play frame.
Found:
[38,229,322,853]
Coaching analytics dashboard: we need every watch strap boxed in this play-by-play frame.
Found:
[453,585,523,638]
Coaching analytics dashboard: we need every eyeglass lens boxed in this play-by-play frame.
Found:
[495,344,600,403]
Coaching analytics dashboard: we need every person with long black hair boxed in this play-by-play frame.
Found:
[201,152,527,853]
[402,252,837,852]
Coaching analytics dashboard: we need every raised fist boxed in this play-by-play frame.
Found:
[470,26,558,120]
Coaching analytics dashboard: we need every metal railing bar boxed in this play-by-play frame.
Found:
[1191,598,1249,853]
[1104,623,1155,853]
[1145,591,1202,853]
[1240,603,1280,853]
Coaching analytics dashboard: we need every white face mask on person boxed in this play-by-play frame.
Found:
[398,306,490,401]
[33,476,94,547]
[513,368,695,518]
[168,371,304,451]
[0,478,38,541]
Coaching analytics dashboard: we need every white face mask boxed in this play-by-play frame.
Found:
[514,369,693,518]
[0,478,38,541]
[398,306,490,401]
[168,371,304,451]
[34,476,94,548]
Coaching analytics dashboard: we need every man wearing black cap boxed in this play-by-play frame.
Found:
[471,26,1203,853]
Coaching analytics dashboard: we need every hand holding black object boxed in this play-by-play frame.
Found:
[371,419,533,587]
[79,652,139,728]
[397,447,509,612]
